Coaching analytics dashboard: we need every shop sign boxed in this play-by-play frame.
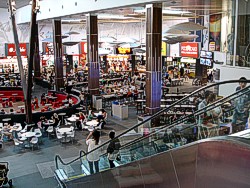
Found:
[209,42,216,51]
[6,43,28,56]
[116,47,133,54]
[79,42,87,54]
[180,42,199,58]
[161,42,167,56]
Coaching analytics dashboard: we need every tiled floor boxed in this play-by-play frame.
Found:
[0,108,138,188]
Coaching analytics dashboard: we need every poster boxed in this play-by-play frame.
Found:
[209,14,221,51]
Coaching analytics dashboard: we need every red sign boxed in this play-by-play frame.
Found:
[6,43,28,56]
[79,42,87,54]
[180,42,199,58]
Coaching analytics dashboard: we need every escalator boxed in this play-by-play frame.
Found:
[54,80,250,188]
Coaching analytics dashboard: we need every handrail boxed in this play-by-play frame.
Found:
[54,79,250,169]
[119,86,250,150]
[55,150,86,169]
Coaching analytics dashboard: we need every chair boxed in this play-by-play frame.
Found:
[17,132,27,142]
[34,129,43,144]
[67,130,75,144]
[30,137,39,151]
[9,101,13,107]
[56,130,63,145]
[47,126,54,139]
[0,134,3,149]
[64,119,72,126]
[13,139,24,151]
[20,125,28,133]
[57,120,61,128]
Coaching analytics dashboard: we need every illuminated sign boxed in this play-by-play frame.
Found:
[6,43,28,56]
[180,42,199,58]
[116,47,133,55]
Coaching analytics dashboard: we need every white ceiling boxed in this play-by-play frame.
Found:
[0,0,30,9]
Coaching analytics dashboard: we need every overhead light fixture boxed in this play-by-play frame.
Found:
[134,9,192,15]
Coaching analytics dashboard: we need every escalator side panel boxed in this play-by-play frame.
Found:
[102,161,144,188]
[66,172,103,188]
[101,167,121,188]
[195,141,250,188]
[139,152,179,188]
[171,144,198,188]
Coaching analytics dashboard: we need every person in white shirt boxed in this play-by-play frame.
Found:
[86,130,102,174]
[119,88,124,93]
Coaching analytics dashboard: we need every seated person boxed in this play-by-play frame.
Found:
[88,111,96,121]
[0,109,6,115]
[76,112,86,130]
[2,124,13,140]
[97,109,107,124]
[9,109,16,114]
[127,89,132,97]
[51,113,60,128]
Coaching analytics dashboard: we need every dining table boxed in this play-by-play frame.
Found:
[57,127,72,143]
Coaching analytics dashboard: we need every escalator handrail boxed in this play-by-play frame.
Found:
[55,150,86,169]
[119,86,250,150]
[54,79,250,169]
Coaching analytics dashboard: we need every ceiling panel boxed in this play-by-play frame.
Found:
[0,0,30,9]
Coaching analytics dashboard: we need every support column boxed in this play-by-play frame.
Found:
[34,22,41,79]
[145,4,162,115]
[53,20,64,91]
[87,14,99,95]
[131,55,136,75]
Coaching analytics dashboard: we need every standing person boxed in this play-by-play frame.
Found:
[232,77,250,132]
[86,130,102,174]
[107,131,121,168]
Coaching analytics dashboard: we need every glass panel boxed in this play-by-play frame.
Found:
[235,0,250,67]
[55,81,250,182]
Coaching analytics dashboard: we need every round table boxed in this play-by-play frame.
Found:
[2,118,11,122]
[43,120,54,126]
[76,107,83,112]
[58,113,66,122]
[67,117,79,128]
[22,132,36,138]
[57,128,71,134]
[22,132,37,148]
[58,128,72,143]
[86,120,99,127]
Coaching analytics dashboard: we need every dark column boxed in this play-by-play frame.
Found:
[53,20,64,91]
[145,4,162,115]
[87,14,99,95]
[34,22,41,79]
[131,55,136,75]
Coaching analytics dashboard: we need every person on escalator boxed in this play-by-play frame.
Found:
[232,77,250,132]
[198,91,211,126]
[107,131,121,168]
[86,130,102,174]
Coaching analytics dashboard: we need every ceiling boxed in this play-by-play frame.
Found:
[0,0,30,9]
[56,0,228,24]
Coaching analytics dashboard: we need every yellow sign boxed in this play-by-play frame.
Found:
[162,42,167,56]
[117,47,131,54]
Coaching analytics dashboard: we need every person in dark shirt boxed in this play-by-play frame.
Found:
[107,131,121,168]
[232,77,250,131]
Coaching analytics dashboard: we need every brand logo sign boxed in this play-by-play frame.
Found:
[116,47,133,54]
[6,43,28,56]
[180,42,199,58]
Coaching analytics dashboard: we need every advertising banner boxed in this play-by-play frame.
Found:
[180,42,199,58]
[5,43,28,56]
